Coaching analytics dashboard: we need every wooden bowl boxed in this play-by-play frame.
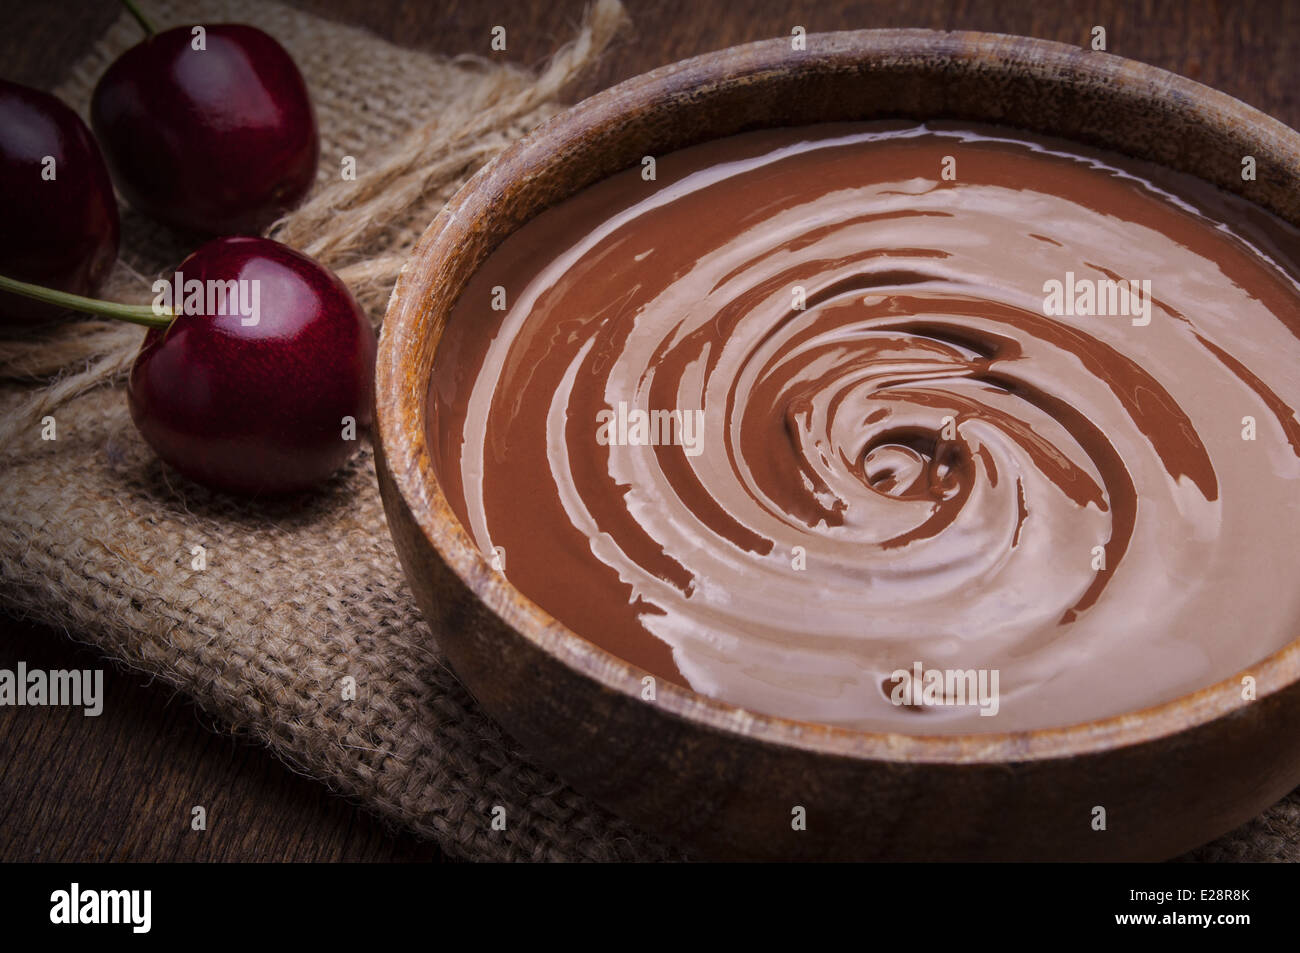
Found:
[375,30,1300,860]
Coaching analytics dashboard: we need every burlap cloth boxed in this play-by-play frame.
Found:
[0,0,1295,862]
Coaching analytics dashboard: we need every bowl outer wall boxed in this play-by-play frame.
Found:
[374,29,1300,860]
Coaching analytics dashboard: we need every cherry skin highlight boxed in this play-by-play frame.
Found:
[128,237,375,495]
[90,24,319,235]
[0,79,119,326]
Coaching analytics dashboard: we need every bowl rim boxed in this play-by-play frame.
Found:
[376,27,1300,766]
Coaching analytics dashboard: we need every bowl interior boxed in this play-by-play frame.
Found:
[377,29,1300,764]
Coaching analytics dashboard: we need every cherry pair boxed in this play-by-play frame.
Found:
[0,8,371,495]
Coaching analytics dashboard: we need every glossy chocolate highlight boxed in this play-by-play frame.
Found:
[429,122,1300,733]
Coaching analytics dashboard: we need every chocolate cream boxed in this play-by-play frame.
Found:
[428,121,1300,733]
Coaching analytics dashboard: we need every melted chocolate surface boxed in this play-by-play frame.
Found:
[429,122,1300,732]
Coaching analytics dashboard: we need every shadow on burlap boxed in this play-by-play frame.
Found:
[0,0,1294,862]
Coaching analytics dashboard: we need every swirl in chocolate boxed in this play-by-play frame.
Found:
[429,122,1300,733]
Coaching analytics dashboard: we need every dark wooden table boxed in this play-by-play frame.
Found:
[2,0,1298,862]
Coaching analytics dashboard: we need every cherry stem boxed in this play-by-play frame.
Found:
[119,0,156,36]
[0,273,171,329]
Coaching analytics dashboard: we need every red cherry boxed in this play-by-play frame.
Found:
[90,24,318,235]
[0,79,119,326]
[128,237,375,495]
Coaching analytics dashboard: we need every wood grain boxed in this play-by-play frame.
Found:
[0,616,440,860]
[2,0,1298,862]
